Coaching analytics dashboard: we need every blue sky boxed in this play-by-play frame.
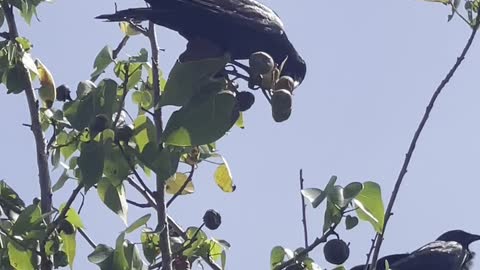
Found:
[1,0,480,269]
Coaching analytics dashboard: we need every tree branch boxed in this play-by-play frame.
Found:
[299,169,308,248]
[146,21,172,270]
[369,12,480,270]
[166,165,194,208]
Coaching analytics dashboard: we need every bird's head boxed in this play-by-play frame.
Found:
[437,230,480,249]
[280,52,306,89]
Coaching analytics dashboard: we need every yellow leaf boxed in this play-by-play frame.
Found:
[214,163,235,193]
[165,173,194,195]
[119,22,140,36]
[35,59,56,108]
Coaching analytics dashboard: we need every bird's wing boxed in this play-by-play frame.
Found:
[389,241,468,270]
[173,0,285,34]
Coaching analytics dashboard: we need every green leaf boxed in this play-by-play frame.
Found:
[165,173,194,195]
[123,241,146,270]
[103,145,130,183]
[344,182,363,200]
[97,178,128,224]
[270,246,286,269]
[91,46,113,81]
[88,244,115,270]
[8,242,34,270]
[5,64,28,94]
[58,204,84,229]
[78,141,105,190]
[141,229,160,263]
[113,232,128,270]
[60,231,76,269]
[11,203,42,235]
[160,55,230,107]
[0,179,25,210]
[354,181,385,233]
[301,175,337,208]
[119,22,140,36]
[125,214,151,234]
[163,89,237,146]
[345,215,359,230]
[323,200,342,232]
[183,227,208,256]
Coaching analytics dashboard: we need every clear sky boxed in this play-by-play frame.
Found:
[1,0,480,269]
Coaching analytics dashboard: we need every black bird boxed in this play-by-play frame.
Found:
[96,0,306,88]
[351,230,480,270]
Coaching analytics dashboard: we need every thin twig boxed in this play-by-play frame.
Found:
[113,63,130,128]
[299,169,308,248]
[166,165,195,208]
[112,35,130,60]
[369,12,480,270]
[363,234,378,270]
[78,228,97,249]
[127,199,151,208]
[274,224,339,270]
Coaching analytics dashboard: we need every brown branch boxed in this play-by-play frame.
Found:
[299,169,308,248]
[1,3,53,269]
[147,21,172,270]
[166,165,195,208]
[2,1,52,223]
[363,234,378,270]
[369,12,480,270]
[112,35,129,60]
[113,63,130,128]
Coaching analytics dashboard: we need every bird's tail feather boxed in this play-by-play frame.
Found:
[96,8,161,22]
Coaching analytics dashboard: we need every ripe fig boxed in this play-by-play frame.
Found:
[58,220,75,235]
[91,114,109,134]
[115,124,134,143]
[203,209,222,230]
[236,91,255,111]
[56,84,72,102]
[274,76,295,92]
[323,239,350,265]
[249,51,274,75]
[271,89,292,122]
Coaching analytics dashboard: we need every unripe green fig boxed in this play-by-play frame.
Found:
[323,239,350,265]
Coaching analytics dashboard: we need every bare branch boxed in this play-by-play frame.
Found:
[369,11,480,270]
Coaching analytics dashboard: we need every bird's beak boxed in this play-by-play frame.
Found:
[469,233,480,244]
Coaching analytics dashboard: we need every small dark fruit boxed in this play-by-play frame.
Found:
[91,114,109,134]
[58,220,75,235]
[236,91,255,111]
[56,84,72,102]
[115,124,134,143]
[249,51,274,75]
[203,209,222,230]
[274,76,295,92]
[271,89,292,122]
[323,239,350,265]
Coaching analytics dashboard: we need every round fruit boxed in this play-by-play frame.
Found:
[56,84,72,102]
[203,209,222,230]
[249,51,275,75]
[115,124,134,143]
[274,76,295,92]
[58,220,75,235]
[271,89,292,122]
[323,239,350,265]
[91,114,109,134]
[236,91,255,111]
